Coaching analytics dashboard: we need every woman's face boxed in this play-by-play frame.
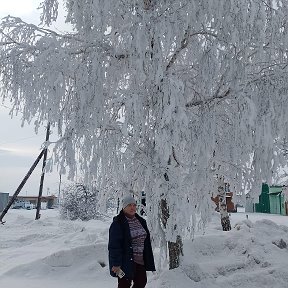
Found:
[123,203,137,217]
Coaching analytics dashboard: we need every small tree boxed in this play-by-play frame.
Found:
[60,182,99,221]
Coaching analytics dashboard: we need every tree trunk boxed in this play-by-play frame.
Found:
[160,197,183,269]
[168,235,183,269]
[217,176,231,231]
[220,214,231,231]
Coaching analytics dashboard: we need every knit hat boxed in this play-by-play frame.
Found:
[122,194,136,209]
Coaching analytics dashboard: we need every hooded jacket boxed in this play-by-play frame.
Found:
[108,210,155,279]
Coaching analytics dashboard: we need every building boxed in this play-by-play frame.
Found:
[9,195,57,209]
[211,190,236,213]
[254,183,287,215]
[245,193,255,213]
[0,192,9,212]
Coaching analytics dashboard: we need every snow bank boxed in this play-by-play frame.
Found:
[1,210,288,288]
[153,217,288,288]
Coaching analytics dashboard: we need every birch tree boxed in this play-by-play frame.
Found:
[1,0,288,268]
[217,176,232,231]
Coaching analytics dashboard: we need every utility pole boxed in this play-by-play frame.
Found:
[0,149,45,223]
[35,122,50,220]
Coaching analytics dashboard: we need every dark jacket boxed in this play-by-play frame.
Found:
[108,210,155,279]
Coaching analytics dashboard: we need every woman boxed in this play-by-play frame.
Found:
[108,194,155,288]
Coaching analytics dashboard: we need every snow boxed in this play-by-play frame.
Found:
[1,209,288,288]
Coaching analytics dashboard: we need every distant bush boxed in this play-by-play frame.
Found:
[60,182,100,221]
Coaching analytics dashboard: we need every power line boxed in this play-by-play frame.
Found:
[0,103,12,109]
[0,104,46,145]
[0,134,46,146]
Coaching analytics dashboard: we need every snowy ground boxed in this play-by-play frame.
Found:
[1,209,288,288]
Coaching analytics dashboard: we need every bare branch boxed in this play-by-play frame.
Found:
[185,88,231,108]
[166,29,218,72]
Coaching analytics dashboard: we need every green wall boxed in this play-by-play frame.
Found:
[255,183,270,213]
[255,184,286,215]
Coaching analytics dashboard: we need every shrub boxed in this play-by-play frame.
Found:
[60,182,100,221]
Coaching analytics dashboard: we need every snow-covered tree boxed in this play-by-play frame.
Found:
[1,0,288,268]
[60,182,99,221]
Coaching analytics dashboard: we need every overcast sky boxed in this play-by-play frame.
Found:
[0,0,68,196]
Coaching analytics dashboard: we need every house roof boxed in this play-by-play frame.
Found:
[10,195,57,201]
[269,186,282,195]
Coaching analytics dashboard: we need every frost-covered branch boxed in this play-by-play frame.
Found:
[166,28,218,72]
[0,16,126,59]
[39,0,59,26]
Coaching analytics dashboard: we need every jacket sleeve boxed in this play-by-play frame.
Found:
[108,221,123,268]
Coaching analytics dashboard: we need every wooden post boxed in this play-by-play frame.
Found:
[0,149,45,223]
[35,122,50,220]
[58,173,62,206]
